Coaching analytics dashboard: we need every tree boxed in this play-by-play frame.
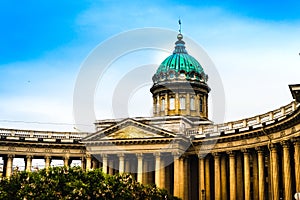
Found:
[0,167,180,200]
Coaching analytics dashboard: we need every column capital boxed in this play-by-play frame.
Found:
[85,154,92,159]
[255,146,265,153]
[154,152,161,157]
[197,153,206,159]
[241,149,250,154]
[63,156,70,160]
[291,137,300,146]
[212,152,220,157]
[117,153,125,158]
[136,153,143,158]
[7,154,15,158]
[280,140,290,148]
[172,152,181,159]
[269,143,278,151]
[226,150,235,156]
[26,155,33,159]
[44,155,51,159]
[101,154,107,158]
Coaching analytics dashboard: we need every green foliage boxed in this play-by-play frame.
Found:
[0,167,180,200]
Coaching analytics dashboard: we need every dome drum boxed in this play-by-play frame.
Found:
[150,32,210,120]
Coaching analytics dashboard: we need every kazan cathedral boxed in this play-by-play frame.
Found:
[0,30,300,200]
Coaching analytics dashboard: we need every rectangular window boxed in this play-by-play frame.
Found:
[180,97,186,110]
[190,97,195,110]
[169,97,175,110]
[161,98,165,111]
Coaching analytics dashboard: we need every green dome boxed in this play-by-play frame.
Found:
[157,53,204,74]
[153,33,208,83]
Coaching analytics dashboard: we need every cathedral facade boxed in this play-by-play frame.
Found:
[0,32,300,200]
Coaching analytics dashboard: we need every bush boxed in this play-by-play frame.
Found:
[0,167,180,200]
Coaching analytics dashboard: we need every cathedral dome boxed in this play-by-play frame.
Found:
[152,33,208,83]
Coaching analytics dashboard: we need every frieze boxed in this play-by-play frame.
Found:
[45,148,52,153]
[241,139,247,145]
[8,146,16,151]
[227,142,233,147]
[280,131,286,137]
[26,147,35,152]
[62,149,70,153]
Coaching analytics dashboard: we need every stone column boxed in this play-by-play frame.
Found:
[243,149,250,200]
[252,151,259,200]
[137,153,143,183]
[270,144,279,200]
[156,95,160,116]
[213,153,221,200]
[102,154,108,174]
[45,156,51,169]
[205,156,211,200]
[25,155,33,172]
[227,151,236,200]
[186,93,190,115]
[281,141,292,199]
[179,156,184,198]
[81,156,85,170]
[221,155,227,200]
[256,147,265,200]
[6,154,14,177]
[86,154,92,171]
[164,93,168,116]
[175,93,179,114]
[293,138,300,193]
[63,156,69,167]
[199,156,205,200]
[118,153,125,173]
[173,153,180,198]
[155,153,161,188]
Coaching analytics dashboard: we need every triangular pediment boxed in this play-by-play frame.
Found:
[103,125,164,139]
[83,118,175,141]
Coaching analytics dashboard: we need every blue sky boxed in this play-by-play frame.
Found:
[1,0,300,131]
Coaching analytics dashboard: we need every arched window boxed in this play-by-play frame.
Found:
[161,98,165,111]
[190,97,195,110]
[180,96,186,110]
[169,97,175,110]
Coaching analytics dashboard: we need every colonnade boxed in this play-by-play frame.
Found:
[2,137,299,200]
[199,138,300,200]
[1,155,80,177]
